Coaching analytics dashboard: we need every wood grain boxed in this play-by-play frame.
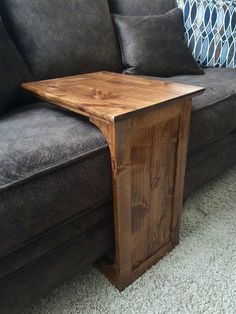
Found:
[22,71,204,121]
[22,72,204,290]
[94,99,192,289]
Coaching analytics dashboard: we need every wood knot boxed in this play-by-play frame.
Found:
[93,88,113,99]
[151,177,160,190]
[171,137,178,144]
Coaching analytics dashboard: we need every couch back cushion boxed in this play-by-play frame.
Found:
[108,0,176,15]
[0,0,123,80]
[0,19,32,113]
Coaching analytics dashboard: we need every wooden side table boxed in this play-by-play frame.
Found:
[22,71,204,290]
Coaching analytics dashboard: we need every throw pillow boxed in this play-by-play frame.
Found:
[177,0,236,68]
[0,0,123,80]
[113,8,204,77]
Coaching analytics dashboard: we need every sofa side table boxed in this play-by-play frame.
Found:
[22,71,204,290]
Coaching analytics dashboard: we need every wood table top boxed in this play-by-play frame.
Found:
[22,71,204,122]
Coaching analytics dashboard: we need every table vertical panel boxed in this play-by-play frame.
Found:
[92,100,191,290]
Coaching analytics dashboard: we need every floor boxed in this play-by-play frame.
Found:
[25,167,236,314]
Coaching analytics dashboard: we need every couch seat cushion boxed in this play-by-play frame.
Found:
[151,68,236,153]
[0,103,112,258]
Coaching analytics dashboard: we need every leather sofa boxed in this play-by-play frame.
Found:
[0,0,235,312]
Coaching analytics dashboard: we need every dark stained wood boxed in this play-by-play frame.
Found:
[22,72,204,290]
[93,99,192,289]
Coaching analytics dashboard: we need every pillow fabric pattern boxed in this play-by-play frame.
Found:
[113,8,204,77]
[177,0,236,68]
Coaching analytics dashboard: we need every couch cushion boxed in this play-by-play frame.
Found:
[0,19,32,113]
[0,103,112,258]
[0,201,113,282]
[0,0,123,80]
[0,217,114,314]
[184,132,236,199]
[109,0,176,15]
[151,68,236,153]
[113,9,203,77]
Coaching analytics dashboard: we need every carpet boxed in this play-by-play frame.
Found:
[26,167,236,314]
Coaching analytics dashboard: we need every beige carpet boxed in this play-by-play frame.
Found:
[26,167,236,314]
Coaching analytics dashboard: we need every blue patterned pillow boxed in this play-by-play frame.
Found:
[177,0,236,68]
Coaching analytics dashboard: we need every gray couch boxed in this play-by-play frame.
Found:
[0,0,235,313]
